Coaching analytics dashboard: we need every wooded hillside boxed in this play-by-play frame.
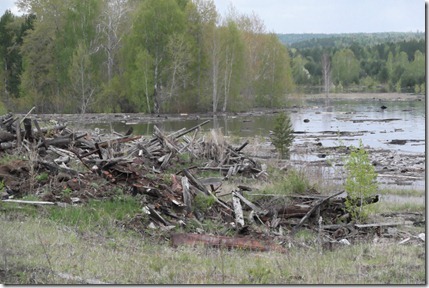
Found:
[285,32,425,94]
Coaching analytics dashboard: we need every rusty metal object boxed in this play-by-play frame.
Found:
[170,233,287,254]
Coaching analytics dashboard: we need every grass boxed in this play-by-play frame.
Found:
[372,201,425,214]
[47,196,142,232]
[0,140,425,284]
[0,210,424,284]
[377,188,425,197]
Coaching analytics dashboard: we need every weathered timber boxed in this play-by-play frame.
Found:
[354,221,414,229]
[173,120,211,139]
[0,130,15,143]
[232,191,266,215]
[97,135,141,148]
[181,176,192,213]
[2,199,55,205]
[170,233,287,253]
[181,168,209,195]
[234,140,249,152]
[33,119,47,149]
[232,194,245,227]
[23,118,33,141]
[38,160,81,176]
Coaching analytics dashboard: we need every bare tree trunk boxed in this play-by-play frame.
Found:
[322,53,331,97]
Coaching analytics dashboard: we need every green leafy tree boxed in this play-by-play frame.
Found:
[331,48,360,86]
[219,18,245,112]
[270,112,294,159]
[344,140,378,222]
[125,0,187,113]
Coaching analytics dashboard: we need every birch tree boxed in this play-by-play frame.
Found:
[98,0,130,83]
[321,52,331,96]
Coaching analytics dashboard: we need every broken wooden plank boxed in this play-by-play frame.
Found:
[170,233,287,253]
[181,168,209,195]
[2,199,55,205]
[174,120,211,139]
[145,205,170,226]
[232,191,266,215]
[181,176,192,213]
[354,221,414,229]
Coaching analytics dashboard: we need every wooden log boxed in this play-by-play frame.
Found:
[23,118,33,141]
[181,176,192,213]
[33,119,47,149]
[354,221,413,229]
[0,130,15,143]
[145,205,170,226]
[153,126,178,152]
[41,136,73,148]
[173,120,210,139]
[97,135,141,148]
[182,168,209,195]
[234,140,249,152]
[15,120,21,148]
[160,152,172,170]
[232,194,244,227]
[232,191,266,215]
[0,142,15,150]
[170,233,287,253]
[38,160,81,176]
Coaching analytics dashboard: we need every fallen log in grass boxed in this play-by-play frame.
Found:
[170,233,287,253]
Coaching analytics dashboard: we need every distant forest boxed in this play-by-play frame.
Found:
[0,0,425,115]
[281,32,425,94]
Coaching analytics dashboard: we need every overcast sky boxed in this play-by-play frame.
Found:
[214,0,426,34]
[0,0,426,34]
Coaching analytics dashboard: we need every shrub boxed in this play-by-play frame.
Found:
[270,112,294,159]
[344,140,378,221]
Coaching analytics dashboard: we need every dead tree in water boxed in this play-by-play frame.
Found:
[322,53,331,97]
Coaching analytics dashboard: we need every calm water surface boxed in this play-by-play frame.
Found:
[85,97,425,154]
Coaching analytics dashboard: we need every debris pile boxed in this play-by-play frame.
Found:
[0,112,424,252]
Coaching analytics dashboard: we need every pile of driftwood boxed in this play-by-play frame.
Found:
[0,112,421,253]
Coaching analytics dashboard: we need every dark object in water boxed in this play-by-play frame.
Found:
[388,139,407,145]
[303,119,310,123]
[380,105,387,110]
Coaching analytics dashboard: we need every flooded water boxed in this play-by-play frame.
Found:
[85,97,425,155]
[78,96,426,191]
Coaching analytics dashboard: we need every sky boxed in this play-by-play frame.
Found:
[0,0,426,34]
[213,0,426,34]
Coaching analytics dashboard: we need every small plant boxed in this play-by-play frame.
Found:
[61,187,73,197]
[285,169,310,194]
[344,140,378,221]
[193,193,216,212]
[36,172,49,182]
[270,112,294,159]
